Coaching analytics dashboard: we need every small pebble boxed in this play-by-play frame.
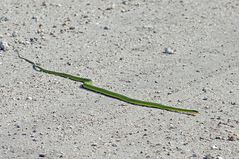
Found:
[41,2,47,7]
[39,154,46,157]
[15,124,20,128]
[122,1,128,5]
[169,124,176,129]
[227,134,237,141]
[12,31,18,37]
[203,154,214,159]
[25,41,31,45]
[111,143,117,147]
[0,40,9,51]
[191,154,197,157]
[26,97,33,100]
[216,156,223,159]
[204,106,209,109]
[69,26,75,30]
[211,145,218,150]
[164,47,175,54]
[103,26,109,30]
[215,136,222,140]
[106,6,113,10]
[55,4,62,7]
[91,143,97,146]
[32,16,38,20]
[0,16,9,22]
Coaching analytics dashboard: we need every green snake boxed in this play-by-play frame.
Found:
[17,53,199,116]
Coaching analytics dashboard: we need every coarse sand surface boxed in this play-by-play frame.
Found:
[0,0,238,158]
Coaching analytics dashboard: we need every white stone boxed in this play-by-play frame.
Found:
[26,97,33,100]
[55,4,62,7]
[164,47,174,54]
[211,145,218,149]
[0,40,9,51]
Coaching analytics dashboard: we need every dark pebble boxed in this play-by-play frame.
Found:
[39,154,45,157]
[103,26,109,30]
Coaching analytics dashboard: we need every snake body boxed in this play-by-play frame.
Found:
[18,53,199,116]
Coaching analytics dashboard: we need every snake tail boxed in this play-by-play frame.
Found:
[83,83,199,115]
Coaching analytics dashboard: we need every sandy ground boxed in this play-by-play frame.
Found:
[0,0,239,158]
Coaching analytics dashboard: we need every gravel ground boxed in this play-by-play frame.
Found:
[0,0,239,159]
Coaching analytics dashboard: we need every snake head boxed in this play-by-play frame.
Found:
[33,64,42,72]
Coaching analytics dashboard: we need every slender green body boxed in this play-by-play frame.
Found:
[83,83,198,114]
[18,53,199,116]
